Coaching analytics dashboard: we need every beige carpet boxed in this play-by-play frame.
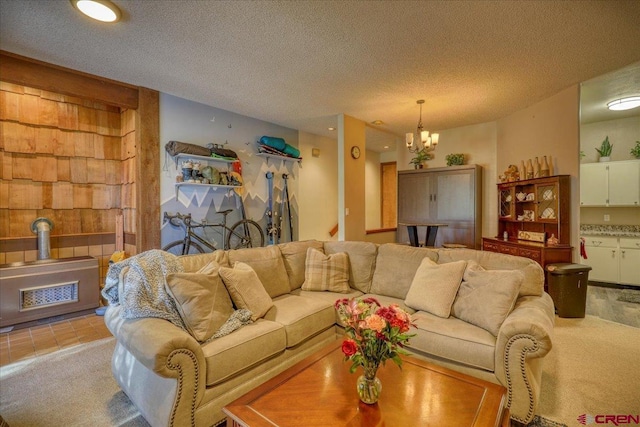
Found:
[0,337,148,427]
[1,316,638,426]
[536,315,640,426]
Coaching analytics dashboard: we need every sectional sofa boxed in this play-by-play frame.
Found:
[104,240,555,426]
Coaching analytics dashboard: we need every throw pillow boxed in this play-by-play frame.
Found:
[452,260,523,336]
[219,262,273,321]
[404,258,467,318]
[301,247,350,293]
[165,269,234,342]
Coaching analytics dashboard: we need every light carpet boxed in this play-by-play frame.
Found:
[1,315,638,427]
[0,338,148,427]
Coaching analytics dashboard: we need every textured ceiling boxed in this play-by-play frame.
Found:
[1,0,640,147]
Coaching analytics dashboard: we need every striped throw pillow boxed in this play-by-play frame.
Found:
[301,247,350,293]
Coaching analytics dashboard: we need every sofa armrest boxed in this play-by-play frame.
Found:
[105,305,206,421]
[494,292,555,423]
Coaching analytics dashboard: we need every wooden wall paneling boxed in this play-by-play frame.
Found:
[96,109,120,136]
[11,154,34,179]
[122,158,135,183]
[108,184,121,208]
[35,127,55,154]
[57,157,70,181]
[42,182,53,208]
[92,184,109,209]
[24,87,41,96]
[77,105,97,133]
[57,103,79,130]
[121,131,135,159]
[0,90,20,121]
[73,184,93,208]
[56,208,81,235]
[52,182,73,209]
[0,181,8,208]
[31,155,57,182]
[103,136,121,160]
[0,51,139,109]
[40,90,65,103]
[2,122,35,153]
[9,180,43,209]
[0,82,25,94]
[0,151,11,180]
[121,183,135,208]
[121,108,136,136]
[87,158,106,183]
[74,132,95,157]
[80,208,97,233]
[0,209,8,238]
[135,87,160,251]
[9,209,37,237]
[53,130,76,157]
[104,160,121,184]
[19,93,39,125]
[69,157,88,183]
[38,97,58,127]
[93,134,105,159]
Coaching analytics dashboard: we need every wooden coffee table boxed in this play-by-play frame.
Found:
[224,341,509,427]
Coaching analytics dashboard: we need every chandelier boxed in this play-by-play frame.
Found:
[405,99,439,154]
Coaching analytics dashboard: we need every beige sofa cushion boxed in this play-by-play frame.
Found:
[451,260,523,336]
[324,241,377,293]
[178,250,229,272]
[370,244,439,299]
[264,294,336,347]
[228,246,290,298]
[436,248,543,297]
[405,258,466,318]
[278,240,325,290]
[301,248,350,293]
[165,270,234,342]
[409,311,496,372]
[202,319,286,386]
[219,262,273,321]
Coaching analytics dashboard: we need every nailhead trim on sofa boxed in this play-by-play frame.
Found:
[167,349,200,427]
[504,334,537,424]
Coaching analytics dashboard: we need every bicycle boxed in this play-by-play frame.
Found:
[162,210,264,255]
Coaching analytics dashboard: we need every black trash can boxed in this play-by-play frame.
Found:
[546,263,592,318]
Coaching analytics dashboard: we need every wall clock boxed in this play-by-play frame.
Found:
[350,146,361,159]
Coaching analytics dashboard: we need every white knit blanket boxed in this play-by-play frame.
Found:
[102,249,186,329]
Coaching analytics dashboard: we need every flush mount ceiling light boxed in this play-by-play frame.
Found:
[371,120,384,125]
[71,0,121,23]
[607,96,640,111]
[406,99,439,154]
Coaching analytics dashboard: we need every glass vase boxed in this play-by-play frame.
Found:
[357,362,382,404]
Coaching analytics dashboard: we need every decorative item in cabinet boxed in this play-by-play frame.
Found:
[500,189,512,218]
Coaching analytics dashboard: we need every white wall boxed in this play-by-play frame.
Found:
[297,131,338,241]
[159,93,299,247]
[365,149,381,230]
[580,115,640,163]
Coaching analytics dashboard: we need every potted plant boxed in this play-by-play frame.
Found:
[445,153,464,166]
[409,149,432,169]
[631,140,640,159]
[595,136,613,162]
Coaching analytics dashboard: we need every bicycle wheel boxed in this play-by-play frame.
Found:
[226,220,265,249]
[162,240,205,255]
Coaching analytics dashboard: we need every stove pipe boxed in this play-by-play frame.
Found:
[31,217,54,260]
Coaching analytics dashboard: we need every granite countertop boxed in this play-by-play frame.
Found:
[580,225,640,238]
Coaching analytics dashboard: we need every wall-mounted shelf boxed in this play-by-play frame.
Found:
[256,152,302,165]
[173,153,237,170]
[174,182,241,198]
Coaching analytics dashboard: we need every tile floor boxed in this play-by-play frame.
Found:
[586,284,640,328]
[0,314,112,367]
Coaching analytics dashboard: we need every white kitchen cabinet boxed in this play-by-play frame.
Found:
[580,160,640,207]
[581,236,619,282]
[619,238,640,286]
[582,236,640,286]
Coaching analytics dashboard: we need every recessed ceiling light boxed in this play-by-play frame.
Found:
[328,127,336,131]
[371,120,384,125]
[71,0,121,23]
[383,145,390,149]
[607,96,640,111]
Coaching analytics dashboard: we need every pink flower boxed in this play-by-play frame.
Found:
[365,314,386,332]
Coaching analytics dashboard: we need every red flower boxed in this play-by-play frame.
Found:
[342,339,358,357]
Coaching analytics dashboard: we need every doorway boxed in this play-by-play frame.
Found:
[381,161,397,228]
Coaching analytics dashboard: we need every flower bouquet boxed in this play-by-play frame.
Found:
[334,297,415,403]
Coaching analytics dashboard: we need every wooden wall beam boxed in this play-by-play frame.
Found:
[135,87,160,251]
[0,51,138,109]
